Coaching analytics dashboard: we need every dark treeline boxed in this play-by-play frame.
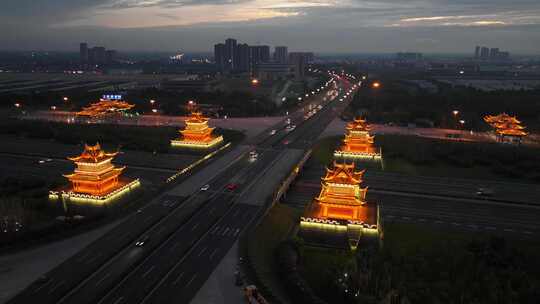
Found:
[348,79,540,131]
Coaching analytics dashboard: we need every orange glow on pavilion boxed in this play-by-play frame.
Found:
[49,143,139,205]
[76,100,135,117]
[334,117,382,160]
[171,111,223,148]
[484,113,528,141]
[300,161,380,250]
[308,161,370,221]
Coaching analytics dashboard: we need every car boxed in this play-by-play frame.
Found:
[135,235,150,247]
[200,184,210,191]
[476,188,494,197]
[227,183,238,191]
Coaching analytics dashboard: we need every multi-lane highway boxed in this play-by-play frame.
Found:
[8,74,357,304]
[284,162,540,238]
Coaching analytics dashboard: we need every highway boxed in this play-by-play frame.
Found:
[284,163,540,238]
[8,74,357,304]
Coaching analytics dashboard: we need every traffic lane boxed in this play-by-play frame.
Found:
[63,191,235,304]
[141,203,260,304]
[373,192,540,233]
[10,148,251,304]
[101,150,278,303]
[59,154,257,304]
[75,151,274,304]
[8,196,186,304]
[100,198,247,304]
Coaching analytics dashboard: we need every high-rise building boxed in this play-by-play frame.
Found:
[289,52,309,80]
[214,43,226,71]
[105,50,117,64]
[79,43,117,67]
[80,43,88,64]
[249,45,271,74]
[224,38,237,71]
[475,45,510,61]
[274,46,288,63]
[474,46,480,58]
[235,43,250,73]
[483,48,490,59]
[490,48,500,59]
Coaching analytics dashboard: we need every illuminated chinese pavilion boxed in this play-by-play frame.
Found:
[49,143,140,205]
[484,113,528,142]
[76,100,135,117]
[300,161,381,250]
[171,111,223,148]
[334,117,382,161]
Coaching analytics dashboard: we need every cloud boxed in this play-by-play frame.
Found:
[1,0,540,52]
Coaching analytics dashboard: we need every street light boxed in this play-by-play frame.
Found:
[14,103,21,108]
[452,110,459,116]
[251,78,259,85]
[151,109,158,113]
[63,97,69,102]
[150,99,156,105]
[372,82,381,89]
[50,106,57,110]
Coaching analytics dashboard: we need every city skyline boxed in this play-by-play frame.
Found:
[1,0,540,54]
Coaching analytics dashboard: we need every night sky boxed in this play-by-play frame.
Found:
[2,0,540,53]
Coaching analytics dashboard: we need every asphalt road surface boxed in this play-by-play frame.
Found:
[8,75,355,304]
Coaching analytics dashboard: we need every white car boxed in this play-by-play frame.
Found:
[135,235,150,247]
[201,184,210,191]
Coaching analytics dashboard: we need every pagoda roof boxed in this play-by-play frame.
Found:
[496,128,528,136]
[346,117,371,131]
[484,113,522,124]
[322,161,365,185]
[68,143,119,163]
[185,112,209,124]
[76,100,135,117]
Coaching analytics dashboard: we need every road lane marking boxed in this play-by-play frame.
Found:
[142,266,155,278]
[524,231,533,234]
[209,249,218,260]
[112,296,124,304]
[33,279,53,293]
[191,222,200,231]
[486,226,496,230]
[186,274,197,287]
[48,281,65,295]
[95,272,111,287]
[172,272,185,286]
[503,228,515,232]
[198,247,207,257]
[223,228,230,236]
